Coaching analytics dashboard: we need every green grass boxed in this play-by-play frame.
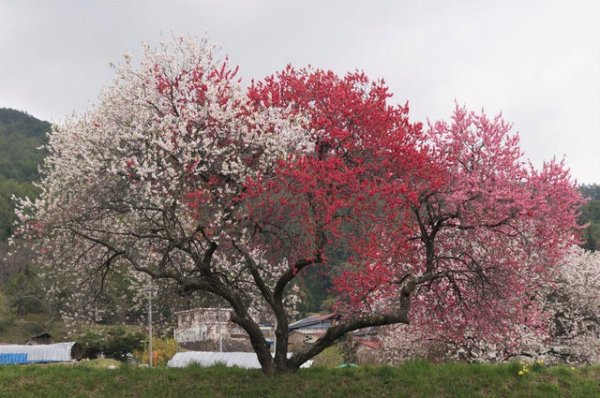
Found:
[311,345,345,368]
[0,361,599,397]
[74,358,123,369]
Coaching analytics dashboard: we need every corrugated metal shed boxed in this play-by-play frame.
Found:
[0,342,76,364]
[167,351,312,369]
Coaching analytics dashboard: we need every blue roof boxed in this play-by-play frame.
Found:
[0,342,75,364]
[0,353,27,365]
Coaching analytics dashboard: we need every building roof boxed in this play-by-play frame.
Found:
[288,313,337,331]
[174,307,232,315]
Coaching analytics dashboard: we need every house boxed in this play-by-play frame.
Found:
[174,308,239,343]
[173,307,274,350]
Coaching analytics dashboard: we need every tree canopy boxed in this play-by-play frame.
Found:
[15,38,584,375]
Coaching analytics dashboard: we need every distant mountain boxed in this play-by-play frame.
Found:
[0,108,50,239]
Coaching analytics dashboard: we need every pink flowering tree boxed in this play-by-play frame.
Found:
[14,37,584,375]
[380,246,600,364]
[328,107,584,357]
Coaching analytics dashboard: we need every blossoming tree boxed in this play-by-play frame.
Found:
[15,37,584,375]
[545,246,600,363]
[380,245,600,364]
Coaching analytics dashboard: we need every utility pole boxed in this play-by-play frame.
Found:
[146,284,158,367]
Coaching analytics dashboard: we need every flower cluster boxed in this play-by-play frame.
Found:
[517,361,530,376]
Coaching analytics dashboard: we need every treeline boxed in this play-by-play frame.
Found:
[579,184,600,251]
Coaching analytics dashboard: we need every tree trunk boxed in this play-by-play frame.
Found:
[230,311,276,375]
[273,304,290,374]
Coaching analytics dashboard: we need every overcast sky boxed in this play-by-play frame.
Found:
[1,0,598,183]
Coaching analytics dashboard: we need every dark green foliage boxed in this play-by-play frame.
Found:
[298,265,332,314]
[580,184,600,201]
[580,204,600,251]
[0,108,49,240]
[0,177,39,240]
[0,108,49,182]
[2,266,44,315]
[0,291,14,333]
[0,109,53,324]
[75,328,145,361]
[579,184,600,251]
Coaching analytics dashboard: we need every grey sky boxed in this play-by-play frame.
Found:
[1,0,598,183]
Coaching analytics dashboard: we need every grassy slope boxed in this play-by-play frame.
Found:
[0,313,67,344]
[0,361,599,398]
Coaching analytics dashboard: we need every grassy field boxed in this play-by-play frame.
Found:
[0,360,599,397]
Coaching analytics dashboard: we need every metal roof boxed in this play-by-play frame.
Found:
[0,342,75,364]
[174,307,231,315]
[167,351,312,369]
[288,313,337,331]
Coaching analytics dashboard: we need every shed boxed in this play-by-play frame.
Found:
[26,333,52,345]
[0,342,76,365]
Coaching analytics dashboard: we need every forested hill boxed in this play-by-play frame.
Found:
[0,108,50,239]
[580,184,600,251]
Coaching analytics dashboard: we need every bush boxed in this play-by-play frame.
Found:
[134,337,178,367]
[312,345,344,368]
[76,327,145,361]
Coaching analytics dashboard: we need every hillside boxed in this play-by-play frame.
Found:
[0,109,51,335]
[0,108,50,239]
[580,184,600,250]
